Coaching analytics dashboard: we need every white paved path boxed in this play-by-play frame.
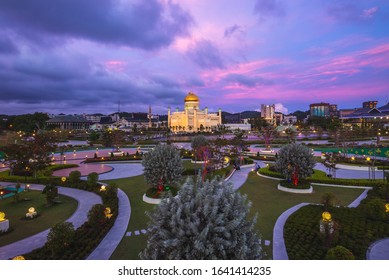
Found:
[0,183,101,260]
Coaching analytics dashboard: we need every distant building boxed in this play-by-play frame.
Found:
[224,123,251,131]
[168,92,222,132]
[274,112,283,125]
[84,113,105,123]
[46,115,91,130]
[339,108,359,117]
[340,102,389,127]
[261,104,275,124]
[310,102,330,117]
[363,101,378,109]
[283,115,297,125]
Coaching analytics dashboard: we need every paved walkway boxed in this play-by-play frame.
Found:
[228,164,255,190]
[0,183,101,260]
[87,188,131,260]
[272,189,374,260]
[97,163,144,180]
[367,238,389,259]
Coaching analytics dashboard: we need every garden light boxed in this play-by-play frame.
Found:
[0,212,5,222]
[322,211,332,222]
[386,204,389,213]
[12,256,25,260]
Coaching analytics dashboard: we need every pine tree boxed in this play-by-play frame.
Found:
[140,177,262,260]
[142,144,184,189]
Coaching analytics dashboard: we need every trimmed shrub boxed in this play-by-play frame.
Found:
[325,246,355,260]
[68,170,81,184]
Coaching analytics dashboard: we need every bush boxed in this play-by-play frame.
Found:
[46,222,75,256]
[325,246,355,260]
[87,172,99,188]
[363,198,387,221]
[68,170,81,184]
[87,204,107,228]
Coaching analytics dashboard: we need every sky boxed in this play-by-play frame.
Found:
[0,0,388,116]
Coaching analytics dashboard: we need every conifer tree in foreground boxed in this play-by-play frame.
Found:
[140,177,262,260]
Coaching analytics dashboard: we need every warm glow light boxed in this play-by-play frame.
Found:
[385,204,389,213]
[61,177,67,182]
[366,157,371,161]
[100,185,106,192]
[0,212,5,221]
[322,211,332,222]
[28,207,35,213]
[12,256,25,260]
[351,156,355,160]
[105,207,113,219]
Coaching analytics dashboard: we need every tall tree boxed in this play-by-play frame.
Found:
[275,143,316,186]
[142,144,184,191]
[140,177,262,260]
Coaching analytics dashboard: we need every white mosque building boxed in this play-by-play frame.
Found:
[168,92,222,132]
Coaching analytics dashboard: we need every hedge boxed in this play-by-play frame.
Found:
[21,179,118,260]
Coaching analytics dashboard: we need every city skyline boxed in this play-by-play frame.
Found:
[0,0,388,115]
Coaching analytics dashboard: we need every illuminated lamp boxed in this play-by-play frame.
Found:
[12,256,25,260]
[105,207,112,219]
[385,203,389,213]
[322,211,332,222]
[61,177,67,182]
[100,185,106,192]
[0,212,5,222]
[26,207,37,219]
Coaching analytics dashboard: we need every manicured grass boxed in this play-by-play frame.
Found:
[106,169,365,260]
[102,175,155,260]
[239,172,365,259]
[0,190,78,247]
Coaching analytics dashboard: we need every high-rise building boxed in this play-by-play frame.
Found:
[261,104,275,124]
[310,102,330,117]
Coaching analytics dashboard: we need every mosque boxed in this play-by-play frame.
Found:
[168,92,222,132]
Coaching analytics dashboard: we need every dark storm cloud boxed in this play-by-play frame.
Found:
[187,40,225,69]
[253,0,286,18]
[223,74,273,88]
[0,0,193,50]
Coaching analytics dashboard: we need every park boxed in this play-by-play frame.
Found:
[0,129,388,260]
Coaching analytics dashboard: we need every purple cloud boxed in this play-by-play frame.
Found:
[223,74,273,88]
[0,0,193,50]
[187,40,225,69]
[254,0,285,19]
[327,2,380,23]
[224,24,244,38]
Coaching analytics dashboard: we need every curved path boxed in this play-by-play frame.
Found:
[97,163,144,180]
[0,183,101,260]
[87,188,131,260]
[272,189,371,260]
[367,239,389,260]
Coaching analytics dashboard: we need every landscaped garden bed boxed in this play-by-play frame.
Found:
[284,192,389,259]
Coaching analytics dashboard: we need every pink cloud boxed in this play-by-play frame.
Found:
[104,60,127,72]
[363,7,379,18]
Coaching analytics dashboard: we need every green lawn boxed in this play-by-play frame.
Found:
[105,169,365,260]
[0,191,78,247]
[240,172,366,259]
[103,176,154,260]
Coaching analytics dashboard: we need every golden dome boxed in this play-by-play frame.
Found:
[184,92,199,102]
